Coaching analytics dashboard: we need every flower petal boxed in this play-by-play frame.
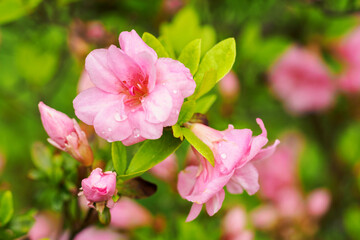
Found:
[142,85,173,123]
[186,203,203,222]
[253,139,280,161]
[227,163,259,195]
[85,49,123,94]
[127,110,163,140]
[73,88,122,125]
[205,189,225,216]
[177,166,198,198]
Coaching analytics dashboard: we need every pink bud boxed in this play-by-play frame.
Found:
[269,46,335,114]
[74,226,127,240]
[81,168,117,207]
[38,102,93,166]
[28,212,61,240]
[110,197,152,230]
[222,206,247,236]
[219,71,240,101]
[306,188,331,218]
[149,154,178,183]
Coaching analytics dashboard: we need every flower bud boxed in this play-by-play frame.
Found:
[80,168,117,209]
[306,188,331,218]
[38,102,93,166]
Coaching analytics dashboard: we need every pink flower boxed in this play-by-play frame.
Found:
[219,71,240,101]
[28,212,61,240]
[149,153,178,183]
[110,197,152,230]
[177,119,279,221]
[335,27,360,93]
[250,205,278,230]
[74,226,127,240]
[222,206,247,237]
[81,168,117,208]
[306,188,331,218]
[73,30,196,145]
[38,102,93,166]
[269,46,335,114]
[77,70,95,93]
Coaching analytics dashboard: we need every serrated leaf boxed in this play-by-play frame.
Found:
[142,32,169,58]
[118,130,182,180]
[191,69,217,100]
[194,94,217,114]
[0,191,14,226]
[177,100,196,125]
[178,39,201,75]
[182,128,214,166]
[112,142,128,175]
[194,38,236,87]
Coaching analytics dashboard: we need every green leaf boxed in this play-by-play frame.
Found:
[8,209,36,238]
[177,100,196,125]
[194,38,236,87]
[191,69,217,100]
[31,142,52,176]
[0,191,14,226]
[142,32,169,58]
[182,128,214,166]
[0,0,43,25]
[336,122,360,166]
[178,39,201,75]
[172,124,183,140]
[111,142,128,175]
[117,177,157,199]
[194,94,217,114]
[344,205,360,239]
[118,130,182,180]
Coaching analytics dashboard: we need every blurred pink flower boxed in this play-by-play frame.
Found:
[178,119,279,221]
[28,212,61,240]
[74,226,126,240]
[306,188,331,218]
[219,71,240,101]
[38,102,93,166]
[149,153,178,183]
[81,168,117,208]
[335,27,360,93]
[250,205,278,230]
[110,197,152,230]
[269,46,335,114]
[77,70,95,93]
[222,206,247,236]
[73,30,196,145]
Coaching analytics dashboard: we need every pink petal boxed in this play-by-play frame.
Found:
[252,139,280,161]
[127,110,163,140]
[177,166,198,198]
[186,203,203,222]
[227,163,259,195]
[118,30,157,65]
[142,85,173,123]
[85,49,123,94]
[205,189,225,216]
[73,88,121,125]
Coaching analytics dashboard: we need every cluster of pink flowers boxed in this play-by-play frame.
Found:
[178,119,279,221]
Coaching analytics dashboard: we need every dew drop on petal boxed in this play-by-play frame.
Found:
[114,113,127,122]
[221,153,227,159]
[133,128,140,138]
[108,128,112,132]
[173,90,178,94]
[175,110,179,114]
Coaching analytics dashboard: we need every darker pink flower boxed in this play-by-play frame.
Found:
[177,119,279,221]
[73,30,196,145]
[269,46,335,114]
[81,168,117,208]
[335,27,360,93]
[39,102,93,166]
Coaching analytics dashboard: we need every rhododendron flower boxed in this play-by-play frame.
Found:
[269,46,335,114]
[39,102,93,166]
[28,212,61,240]
[149,153,178,183]
[306,188,331,218]
[80,168,117,209]
[77,70,95,93]
[178,119,279,221]
[74,226,127,240]
[73,30,196,145]
[222,206,254,240]
[110,197,152,230]
[335,27,360,93]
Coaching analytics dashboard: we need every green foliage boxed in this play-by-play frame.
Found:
[344,205,360,239]
[142,32,170,58]
[191,70,217,100]
[111,142,128,175]
[336,122,360,166]
[0,0,42,25]
[177,100,196,125]
[117,130,182,180]
[194,94,217,114]
[178,39,202,75]
[182,128,214,166]
[0,191,14,226]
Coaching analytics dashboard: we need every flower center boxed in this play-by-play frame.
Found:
[122,75,149,107]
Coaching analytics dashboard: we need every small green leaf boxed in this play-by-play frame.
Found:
[0,191,14,226]
[194,94,217,114]
[111,142,128,175]
[177,100,196,125]
[142,32,169,58]
[194,38,236,86]
[178,39,201,75]
[172,124,183,139]
[31,142,52,176]
[118,130,182,180]
[191,69,217,100]
[182,128,214,166]
[7,209,36,239]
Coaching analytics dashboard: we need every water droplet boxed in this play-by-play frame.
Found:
[173,90,178,94]
[175,110,179,114]
[101,131,106,135]
[114,113,127,121]
[133,128,140,138]
[221,153,227,159]
[162,83,166,86]
[108,128,112,132]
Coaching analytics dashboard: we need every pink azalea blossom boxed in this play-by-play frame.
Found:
[81,168,117,208]
[177,119,279,221]
[306,188,331,218]
[110,197,152,230]
[269,46,335,114]
[73,30,196,145]
[39,102,93,166]
[74,226,127,240]
[77,70,95,93]
[335,27,360,93]
[149,153,178,183]
[219,71,240,101]
[28,212,61,240]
